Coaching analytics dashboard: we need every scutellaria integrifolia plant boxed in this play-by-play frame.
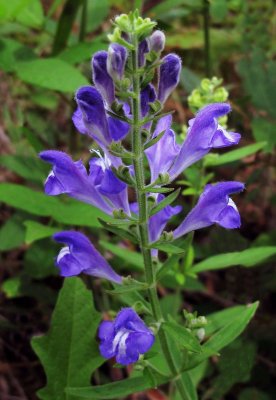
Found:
[39,10,244,397]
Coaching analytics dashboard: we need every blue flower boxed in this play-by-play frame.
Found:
[92,50,115,105]
[146,103,241,183]
[145,114,180,183]
[173,181,244,239]
[73,86,129,148]
[53,231,122,284]
[39,150,129,215]
[107,43,128,81]
[158,54,181,103]
[169,103,241,181]
[98,308,155,365]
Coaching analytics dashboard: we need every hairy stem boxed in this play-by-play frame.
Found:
[130,33,189,400]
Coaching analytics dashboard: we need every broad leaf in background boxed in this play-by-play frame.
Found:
[0,183,107,227]
[204,142,267,167]
[24,239,58,278]
[16,58,89,92]
[0,155,49,184]
[204,339,256,400]
[187,302,259,369]
[24,221,59,245]
[0,38,36,72]
[0,0,44,28]
[84,0,109,33]
[32,278,103,400]
[67,375,167,400]
[59,40,107,64]
[193,247,276,273]
[99,240,143,271]
[0,213,25,251]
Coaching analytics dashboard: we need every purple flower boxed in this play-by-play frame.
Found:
[138,39,149,67]
[168,103,241,181]
[141,84,156,117]
[54,231,122,284]
[149,30,165,53]
[39,150,113,214]
[173,181,244,239]
[145,114,180,182]
[39,150,129,215]
[148,194,182,257]
[130,194,181,246]
[158,54,181,103]
[73,86,129,147]
[98,308,155,365]
[89,154,130,214]
[107,43,128,81]
[92,51,115,105]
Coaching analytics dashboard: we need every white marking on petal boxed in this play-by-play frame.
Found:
[57,246,70,262]
[112,329,130,356]
[45,170,55,183]
[217,125,235,142]
[228,198,238,211]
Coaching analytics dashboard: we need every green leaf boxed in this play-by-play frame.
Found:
[204,305,251,336]
[193,247,276,273]
[144,129,166,150]
[187,302,259,369]
[151,242,185,254]
[98,218,138,243]
[32,277,103,400]
[0,155,48,183]
[157,254,181,280]
[150,188,181,216]
[59,40,107,64]
[252,117,276,152]
[208,339,256,400]
[0,38,36,72]
[85,0,109,33]
[16,58,89,92]
[24,221,59,244]
[99,241,143,271]
[24,240,58,278]
[0,0,44,28]
[204,142,267,167]
[106,281,148,295]
[163,321,202,353]
[0,183,107,228]
[177,372,198,400]
[144,186,174,193]
[210,0,228,22]
[0,213,25,251]
[67,375,167,399]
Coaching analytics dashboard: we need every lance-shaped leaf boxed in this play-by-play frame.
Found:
[150,188,181,217]
[186,301,259,370]
[31,277,103,400]
[163,321,202,353]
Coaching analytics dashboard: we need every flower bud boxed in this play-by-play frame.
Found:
[115,14,132,32]
[107,43,128,81]
[196,328,205,342]
[149,30,165,53]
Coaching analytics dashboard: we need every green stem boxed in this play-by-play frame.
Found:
[79,0,87,42]
[203,0,211,77]
[130,33,189,400]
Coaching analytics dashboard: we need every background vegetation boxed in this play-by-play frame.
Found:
[0,1,275,399]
